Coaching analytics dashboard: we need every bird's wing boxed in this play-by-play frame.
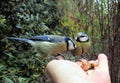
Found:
[30,35,67,43]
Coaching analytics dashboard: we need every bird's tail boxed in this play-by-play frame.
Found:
[8,37,35,46]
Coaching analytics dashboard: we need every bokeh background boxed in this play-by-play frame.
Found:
[0,0,119,83]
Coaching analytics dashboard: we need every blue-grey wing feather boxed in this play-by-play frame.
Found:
[30,35,66,43]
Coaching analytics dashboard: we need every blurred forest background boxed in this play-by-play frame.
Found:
[0,0,119,83]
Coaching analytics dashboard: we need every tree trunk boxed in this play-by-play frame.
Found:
[110,1,120,83]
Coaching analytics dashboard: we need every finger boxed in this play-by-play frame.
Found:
[53,55,65,60]
[97,54,109,72]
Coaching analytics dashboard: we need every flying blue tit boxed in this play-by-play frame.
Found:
[8,35,76,57]
[72,32,91,56]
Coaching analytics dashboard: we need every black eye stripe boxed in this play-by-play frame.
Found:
[80,36,85,37]
[76,36,89,42]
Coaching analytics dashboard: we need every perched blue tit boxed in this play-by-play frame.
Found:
[8,35,76,57]
[72,32,91,56]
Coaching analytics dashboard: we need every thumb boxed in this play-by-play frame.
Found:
[97,54,109,73]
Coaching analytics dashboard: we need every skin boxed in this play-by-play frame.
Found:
[46,54,111,83]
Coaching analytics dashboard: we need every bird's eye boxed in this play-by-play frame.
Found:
[80,36,85,37]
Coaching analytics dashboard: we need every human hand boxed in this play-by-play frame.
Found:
[46,54,111,83]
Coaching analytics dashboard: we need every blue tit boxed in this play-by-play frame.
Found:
[8,35,76,57]
[72,32,91,56]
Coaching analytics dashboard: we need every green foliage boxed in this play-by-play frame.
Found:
[0,0,63,82]
[2,77,14,83]
[0,0,119,83]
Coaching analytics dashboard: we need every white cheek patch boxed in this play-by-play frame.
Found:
[68,40,76,50]
[80,36,88,42]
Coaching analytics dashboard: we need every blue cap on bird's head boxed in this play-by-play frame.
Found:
[76,32,89,42]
